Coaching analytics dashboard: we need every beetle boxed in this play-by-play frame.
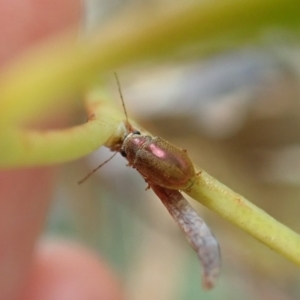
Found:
[120,131,196,191]
[111,72,197,191]
[78,73,221,290]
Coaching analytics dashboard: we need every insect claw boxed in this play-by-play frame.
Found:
[143,178,151,190]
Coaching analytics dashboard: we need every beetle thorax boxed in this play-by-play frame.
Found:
[122,133,152,163]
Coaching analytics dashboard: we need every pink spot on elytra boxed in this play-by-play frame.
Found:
[148,143,166,158]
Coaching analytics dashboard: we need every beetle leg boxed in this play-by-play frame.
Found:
[143,178,151,190]
[183,171,202,192]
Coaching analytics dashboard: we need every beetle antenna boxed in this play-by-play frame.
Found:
[114,72,132,132]
[78,152,118,184]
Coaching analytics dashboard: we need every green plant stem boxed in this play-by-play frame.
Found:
[0,91,123,167]
[186,171,300,266]
[0,0,299,127]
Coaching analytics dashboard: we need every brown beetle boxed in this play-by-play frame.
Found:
[78,74,221,290]
[121,132,196,190]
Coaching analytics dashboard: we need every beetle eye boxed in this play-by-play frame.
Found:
[133,130,141,135]
[121,150,127,157]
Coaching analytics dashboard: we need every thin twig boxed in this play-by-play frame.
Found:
[151,184,221,290]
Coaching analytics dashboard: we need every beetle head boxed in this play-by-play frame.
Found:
[121,132,151,161]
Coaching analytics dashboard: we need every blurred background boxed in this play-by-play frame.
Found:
[47,0,300,299]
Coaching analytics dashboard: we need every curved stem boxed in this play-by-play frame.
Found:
[0,91,123,167]
[0,0,299,126]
